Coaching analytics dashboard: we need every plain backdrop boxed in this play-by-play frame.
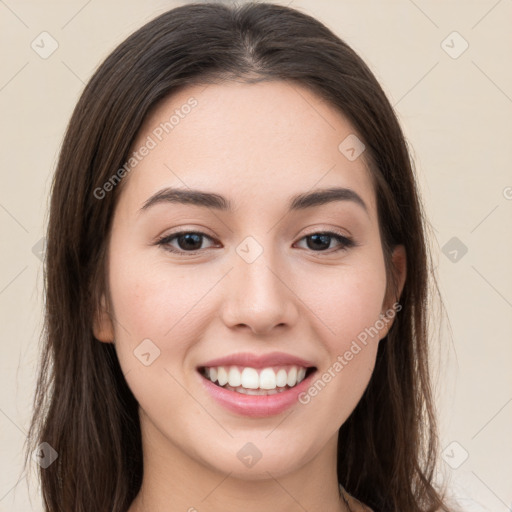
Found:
[0,1,511,510]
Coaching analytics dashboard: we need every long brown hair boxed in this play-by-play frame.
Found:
[24,2,456,511]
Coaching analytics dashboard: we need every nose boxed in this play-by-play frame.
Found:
[220,242,299,335]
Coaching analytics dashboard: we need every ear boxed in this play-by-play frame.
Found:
[379,244,407,338]
[92,293,115,343]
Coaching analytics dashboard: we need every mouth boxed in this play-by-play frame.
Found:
[198,365,317,396]
[196,352,318,417]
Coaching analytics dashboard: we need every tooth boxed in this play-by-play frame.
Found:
[228,367,241,387]
[276,369,287,387]
[259,368,277,389]
[287,366,298,387]
[241,367,259,389]
[217,366,228,386]
[208,364,309,390]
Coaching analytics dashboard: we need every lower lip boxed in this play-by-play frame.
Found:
[199,370,316,417]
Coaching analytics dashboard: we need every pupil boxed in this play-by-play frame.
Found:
[179,233,202,250]
[308,234,330,250]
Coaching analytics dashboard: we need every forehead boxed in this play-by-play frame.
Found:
[120,80,377,218]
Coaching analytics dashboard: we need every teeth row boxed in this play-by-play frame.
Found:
[205,366,307,390]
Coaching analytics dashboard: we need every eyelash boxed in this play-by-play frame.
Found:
[155,229,356,256]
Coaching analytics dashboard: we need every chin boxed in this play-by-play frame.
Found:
[193,438,315,480]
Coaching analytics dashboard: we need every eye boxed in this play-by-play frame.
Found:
[156,231,218,254]
[156,230,355,255]
[294,231,355,253]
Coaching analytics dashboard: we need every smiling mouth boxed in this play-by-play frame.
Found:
[198,365,317,395]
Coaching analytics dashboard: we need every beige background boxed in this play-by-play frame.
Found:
[1,1,511,510]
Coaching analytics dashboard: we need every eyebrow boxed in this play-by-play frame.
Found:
[139,186,368,215]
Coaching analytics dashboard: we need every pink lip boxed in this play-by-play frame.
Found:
[198,368,317,417]
[198,351,316,370]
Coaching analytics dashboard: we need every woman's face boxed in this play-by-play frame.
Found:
[94,80,405,479]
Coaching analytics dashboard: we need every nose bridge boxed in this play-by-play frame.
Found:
[222,235,297,333]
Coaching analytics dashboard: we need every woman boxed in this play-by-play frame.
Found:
[24,2,458,511]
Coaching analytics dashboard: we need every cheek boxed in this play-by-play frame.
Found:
[108,246,210,344]
[293,255,387,399]
[295,258,387,347]
[106,251,206,421]
[293,267,386,428]
[106,243,233,407]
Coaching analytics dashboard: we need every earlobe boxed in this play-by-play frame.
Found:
[92,294,115,343]
[379,244,407,338]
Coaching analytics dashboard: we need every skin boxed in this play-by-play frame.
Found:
[93,80,406,512]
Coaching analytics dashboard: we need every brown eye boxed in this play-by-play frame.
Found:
[157,231,216,254]
[295,231,355,252]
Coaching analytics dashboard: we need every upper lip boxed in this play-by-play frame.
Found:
[198,351,316,369]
